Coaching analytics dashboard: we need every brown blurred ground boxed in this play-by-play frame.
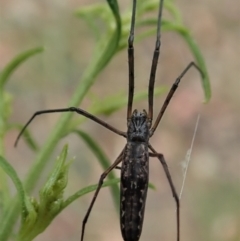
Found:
[0,0,240,241]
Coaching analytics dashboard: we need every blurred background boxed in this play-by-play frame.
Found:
[1,0,240,241]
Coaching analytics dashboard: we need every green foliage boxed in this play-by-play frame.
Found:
[0,0,210,240]
[18,145,71,241]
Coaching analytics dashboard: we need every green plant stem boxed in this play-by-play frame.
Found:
[0,13,120,241]
[0,89,5,155]
[0,47,43,241]
[0,89,10,221]
[0,63,109,241]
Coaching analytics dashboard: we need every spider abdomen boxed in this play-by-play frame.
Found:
[120,142,149,241]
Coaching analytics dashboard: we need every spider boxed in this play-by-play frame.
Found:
[15,0,203,240]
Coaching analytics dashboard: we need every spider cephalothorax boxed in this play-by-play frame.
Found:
[127,109,151,142]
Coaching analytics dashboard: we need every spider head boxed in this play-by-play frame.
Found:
[127,109,151,142]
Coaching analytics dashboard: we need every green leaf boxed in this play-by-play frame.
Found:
[180,31,211,102]
[89,86,167,116]
[18,145,72,241]
[0,156,29,220]
[75,0,121,76]
[116,0,211,102]
[39,145,70,207]
[106,0,120,17]
[0,156,37,241]
[7,123,38,151]
[61,178,156,212]
[162,21,211,102]
[0,40,44,241]
[73,130,120,212]
[164,0,182,22]
[1,92,13,124]
[0,47,44,87]
[128,18,211,102]
[61,178,121,212]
